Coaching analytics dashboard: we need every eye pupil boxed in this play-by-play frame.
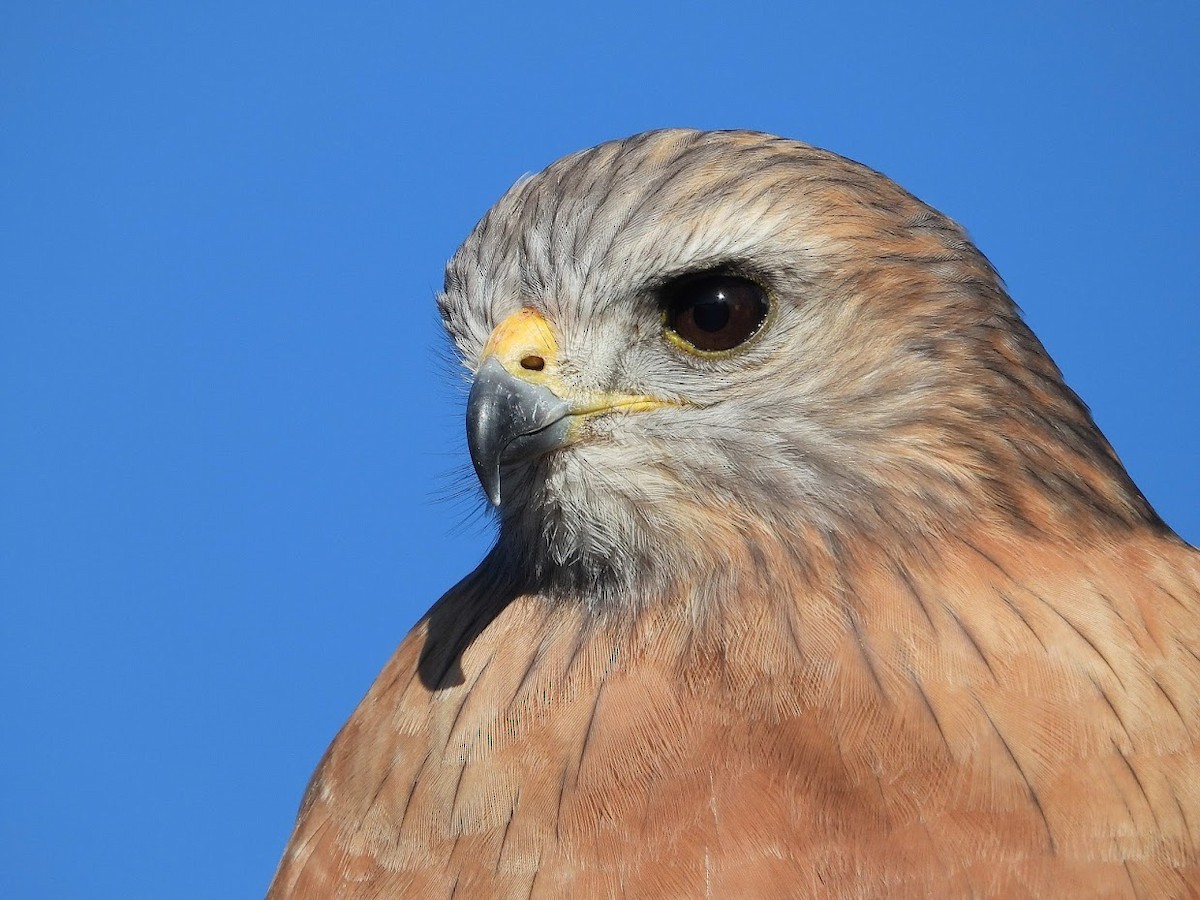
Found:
[692,298,731,332]
[663,274,768,353]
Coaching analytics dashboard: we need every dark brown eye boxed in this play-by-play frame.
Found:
[662,274,769,353]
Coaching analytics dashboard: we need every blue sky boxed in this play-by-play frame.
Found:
[3,3,1197,897]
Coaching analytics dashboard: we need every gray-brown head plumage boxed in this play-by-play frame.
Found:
[437,129,1158,609]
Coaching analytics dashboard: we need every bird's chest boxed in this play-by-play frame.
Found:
[364,653,974,896]
[305,608,1199,899]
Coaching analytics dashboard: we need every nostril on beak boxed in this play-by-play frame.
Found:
[520,355,545,372]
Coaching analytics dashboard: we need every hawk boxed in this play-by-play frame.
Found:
[269,130,1200,897]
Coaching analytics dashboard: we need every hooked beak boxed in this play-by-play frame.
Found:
[465,307,680,506]
[466,357,570,506]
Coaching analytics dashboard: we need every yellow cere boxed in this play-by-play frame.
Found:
[482,307,559,382]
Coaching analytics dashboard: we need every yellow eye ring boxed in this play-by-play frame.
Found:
[661,273,771,357]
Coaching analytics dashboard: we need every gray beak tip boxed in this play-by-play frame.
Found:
[485,475,502,507]
[466,357,570,508]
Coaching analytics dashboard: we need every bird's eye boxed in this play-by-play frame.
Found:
[662,274,770,354]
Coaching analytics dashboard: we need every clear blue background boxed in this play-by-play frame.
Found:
[3,3,1197,897]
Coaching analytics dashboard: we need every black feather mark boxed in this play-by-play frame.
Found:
[868,768,892,829]
[494,787,520,873]
[1184,644,1200,669]
[1015,447,1137,531]
[554,767,571,844]
[1157,583,1191,613]
[996,591,1049,652]
[893,561,938,631]
[821,529,889,701]
[1115,746,1161,832]
[443,654,496,756]
[1149,673,1193,740]
[909,672,950,749]
[955,534,1016,584]
[561,625,592,683]
[358,758,401,839]
[573,677,609,787]
[1093,587,1157,656]
[354,669,441,836]
[779,599,806,663]
[448,754,473,827]
[963,534,1135,695]
[1094,679,1135,746]
[846,606,888,701]
[393,750,433,839]
[1041,601,1127,691]
[981,707,1056,853]
[736,535,804,663]
[947,609,996,679]
[504,642,549,721]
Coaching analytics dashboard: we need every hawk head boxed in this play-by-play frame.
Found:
[437,129,1157,610]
